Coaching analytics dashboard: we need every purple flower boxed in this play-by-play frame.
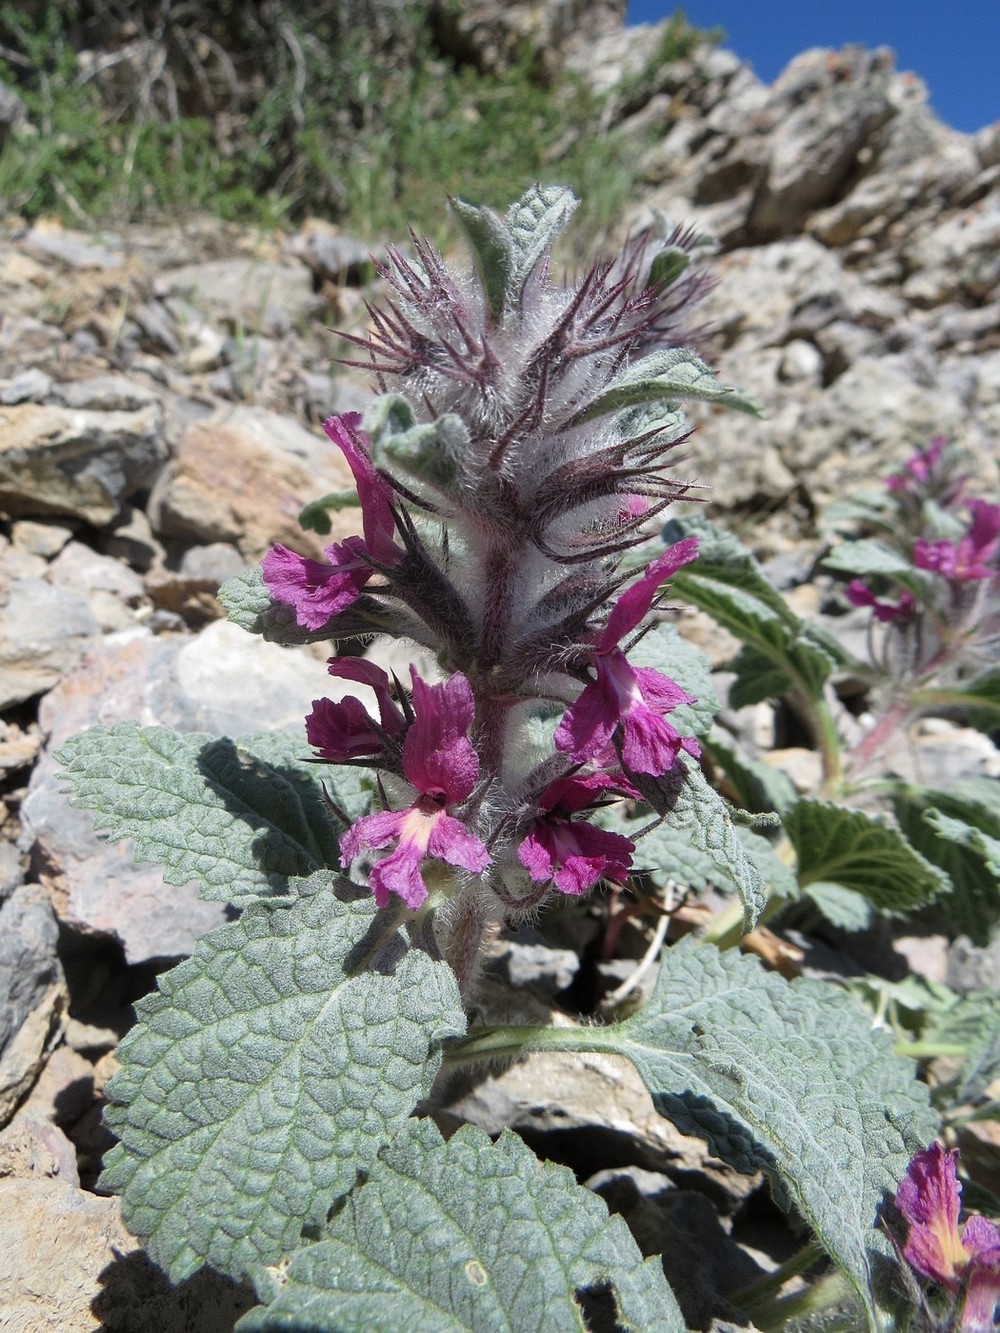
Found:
[554,538,702,776]
[261,416,401,632]
[914,500,1000,583]
[894,1143,1000,1331]
[846,579,917,623]
[517,773,636,896]
[339,669,489,909]
[306,659,405,762]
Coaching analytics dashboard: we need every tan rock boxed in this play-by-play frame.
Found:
[146,404,360,559]
[0,1178,136,1330]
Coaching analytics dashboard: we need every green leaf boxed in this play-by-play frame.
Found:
[822,539,914,579]
[727,643,792,708]
[299,488,361,536]
[629,621,718,735]
[653,758,768,931]
[662,515,854,703]
[57,722,365,905]
[893,779,1000,944]
[920,666,1000,731]
[804,883,875,932]
[607,939,935,1324]
[572,347,760,426]
[241,1119,684,1332]
[702,733,798,816]
[929,991,1000,1103]
[101,875,466,1284]
[648,244,692,289]
[784,799,949,917]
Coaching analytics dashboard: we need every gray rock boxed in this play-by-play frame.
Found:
[0,402,166,525]
[0,574,99,709]
[22,224,123,270]
[0,368,53,405]
[157,257,320,337]
[290,222,373,285]
[47,541,149,633]
[0,1110,79,1186]
[21,620,342,963]
[0,884,66,1126]
[51,373,161,413]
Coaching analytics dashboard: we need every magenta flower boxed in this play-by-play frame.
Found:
[894,1142,1000,1331]
[846,579,917,623]
[886,437,947,493]
[914,500,1000,583]
[339,669,489,909]
[262,536,374,632]
[517,773,636,896]
[261,415,402,632]
[322,414,401,565]
[306,659,405,762]
[554,538,702,776]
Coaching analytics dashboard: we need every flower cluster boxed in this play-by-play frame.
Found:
[838,438,999,676]
[891,1142,1000,1332]
[257,187,725,967]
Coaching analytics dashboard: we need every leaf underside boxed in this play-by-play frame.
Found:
[240,1119,684,1333]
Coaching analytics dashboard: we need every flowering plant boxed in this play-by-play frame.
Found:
[60,188,944,1329]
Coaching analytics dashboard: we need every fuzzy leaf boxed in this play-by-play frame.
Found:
[220,566,342,645]
[928,991,1000,1103]
[449,196,512,323]
[920,667,1000,731]
[57,722,366,905]
[654,757,768,931]
[573,347,759,425]
[505,183,579,300]
[702,733,798,816]
[648,244,692,289]
[101,875,465,1284]
[605,938,935,1325]
[784,799,948,916]
[241,1119,683,1332]
[299,488,361,535]
[804,883,875,932]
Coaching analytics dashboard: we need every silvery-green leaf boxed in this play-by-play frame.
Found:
[600,939,935,1327]
[241,1119,683,1332]
[299,488,361,535]
[57,722,368,905]
[504,183,578,300]
[804,883,875,932]
[822,539,914,578]
[101,875,465,1284]
[448,196,513,323]
[702,733,798,816]
[572,347,760,425]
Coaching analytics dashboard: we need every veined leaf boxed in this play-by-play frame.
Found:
[662,515,855,703]
[784,799,949,917]
[702,733,798,816]
[241,1120,684,1332]
[649,757,768,931]
[101,874,465,1284]
[449,195,513,323]
[58,722,369,905]
[299,488,361,536]
[894,780,1000,944]
[606,939,935,1325]
[505,184,579,303]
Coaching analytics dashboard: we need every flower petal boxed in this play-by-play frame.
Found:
[324,413,400,564]
[597,537,699,651]
[262,537,372,630]
[403,669,479,802]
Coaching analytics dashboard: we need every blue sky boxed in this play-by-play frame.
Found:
[625,2,998,134]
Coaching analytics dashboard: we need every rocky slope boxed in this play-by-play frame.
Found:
[1,5,998,1327]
